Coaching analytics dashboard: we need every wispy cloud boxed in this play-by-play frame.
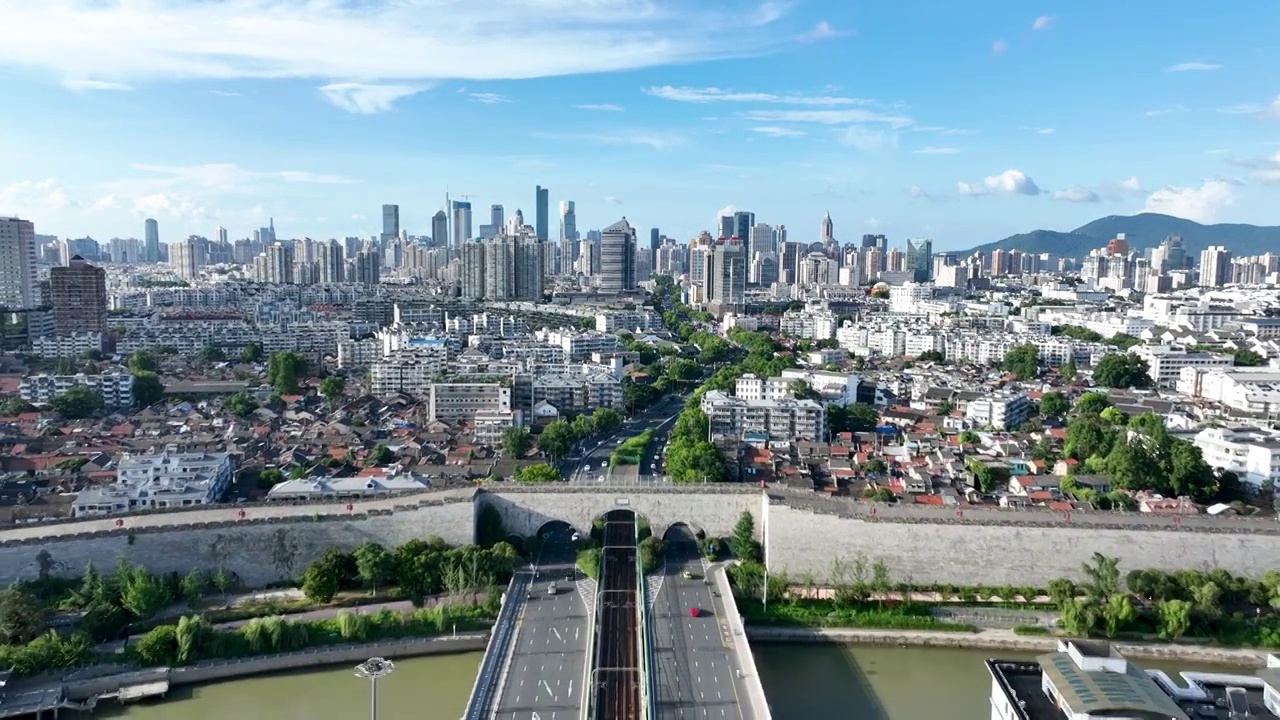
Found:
[319,83,427,114]
[1145,104,1187,117]
[907,185,935,200]
[469,92,511,104]
[912,126,976,137]
[751,126,806,137]
[62,79,132,92]
[1052,186,1100,203]
[645,85,872,106]
[210,90,241,97]
[1032,15,1054,31]
[1,0,791,111]
[913,146,959,155]
[1143,179,1234,222]
[1227,151,1280,184]
[794,21,854,43]
[992,40,1009,54]
[605,196,623,205]
[838,127,898,151]
[1218,95,1280,119]
[743,109,913,128]
[128,163,355,190]
[1166,61,1223,72]
[1118,176,1144,193]
[958,169,1040,196]
[532,130,686,151]
[1021,126,1054,135]
[576,104,624,112]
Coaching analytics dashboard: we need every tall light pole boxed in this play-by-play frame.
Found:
[354,657,395,720]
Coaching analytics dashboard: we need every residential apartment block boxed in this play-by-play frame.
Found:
[1132,345,1234,386]
[370,352,448,396]
[21,373,134,409]
[72,447,233,517]
[1194,426,1280,489]
[701,389,825,443]
[1177,366,1280,415]
[965,391,1031,430]
[30,332,105,359]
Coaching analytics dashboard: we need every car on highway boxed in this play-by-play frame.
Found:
[583,463,591,471]
[682,570,699,580]
[548,583,558,595]
[688,607,701,618]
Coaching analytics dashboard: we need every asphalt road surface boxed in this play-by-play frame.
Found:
[493,525,592,720]
[651,526,751,720]
[569,394,686,484]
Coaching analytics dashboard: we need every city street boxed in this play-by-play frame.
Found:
[567,393,686,485]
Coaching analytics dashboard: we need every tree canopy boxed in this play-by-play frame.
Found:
[1002,344,1040,380]
[267,352,308,395]
[1093,353,1152,389]
[131,371,165,408]
[51,386,104,419]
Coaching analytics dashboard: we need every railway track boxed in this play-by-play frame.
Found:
[593,510,641,720]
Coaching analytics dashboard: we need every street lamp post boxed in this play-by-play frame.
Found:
[354,657,395,720]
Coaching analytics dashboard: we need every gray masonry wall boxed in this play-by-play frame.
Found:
[480,486,760,539]
[763,500,1280,586]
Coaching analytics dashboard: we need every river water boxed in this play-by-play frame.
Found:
[91,644,1249,720]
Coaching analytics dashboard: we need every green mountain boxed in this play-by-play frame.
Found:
[962,213,1280,258]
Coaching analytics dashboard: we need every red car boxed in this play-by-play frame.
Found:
[689,607,700,618]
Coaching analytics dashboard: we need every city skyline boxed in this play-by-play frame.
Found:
[1,1,1279,247]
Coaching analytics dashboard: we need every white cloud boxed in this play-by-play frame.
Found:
[319,83,426,114]
[532,130,685,151]
[1052,186,1100,203]
[907,185,934,199]
[576,104,624,112]
[0,1,790,100]
[838,126,897,151]
[1119,176,1144,193]
[795,21,854,43]
[128,163,354,191]
[1166,61,1222,72]
[644,86,871,106]
[1145,104,1186,117]
[913,126,976,136]
[0,179,76,215]
[958,169,1041,197]
[742,109,913,128]
[912,146,959,155]
[131,191,206,219]
[469,92,510,104]
[62,79,132,92]
[1032,15,1054,31]
[91,194,121,211]
[1228,151,1280,184]
[605,196,623,205]
[1020,126,1054,134]
[351,214,368,221]
[751,126,806,137]
[210,90,241,97]
[1143,179,1234,222]
[992,40,1008,54]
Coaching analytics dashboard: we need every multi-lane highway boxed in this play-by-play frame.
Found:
[569,394,687,485]
[592,510,642,720]
[492,525,592,720]
[651,525,753,720]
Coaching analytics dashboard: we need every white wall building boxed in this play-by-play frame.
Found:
[1178,366,1280,415]
[965,392,1031,430]
[701,389,825,442]
[1195,426,1280,488]
[30,332,105,359]
[20,373,135,409]
[1132,345,1233,386]
[371,352,448,396]
[73,447,233,517]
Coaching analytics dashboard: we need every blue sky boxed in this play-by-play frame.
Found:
[1,0,1278,251]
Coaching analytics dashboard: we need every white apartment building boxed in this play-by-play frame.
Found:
[537,329,621,360]
[21,373,135,409]
[529,371,624,414]
[1035,308,1154,338]
[735,373,793,402]
[30,332,105,359]
[889,282,934,313]
[965,392,1031,430]
[1132,345,1233,386]
[0,216,38,309]
[1194,426,1280,488]
[337,338,381,369]
[73,447,233,517]
[427,382,514,423]
[779,303,839,340]
[370,352,448,396]
[596,310,659,333]
[1178,366,1280,415]
[701,390,825,442]
[779,368,860,405]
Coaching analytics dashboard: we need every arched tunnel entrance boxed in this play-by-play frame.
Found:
[531,519,580,566]
[592,508,649,545]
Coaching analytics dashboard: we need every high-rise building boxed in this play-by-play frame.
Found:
[535,186,550,242]
[50,256,107,335]
[598,218,637,293]
[732,211,754,242]
[748,223,773,269]
[1199,245,1232,287]
[718,215,734,240]
[431,210,448,248]
[108,237,140,265]
[781,241,802,285]
[1106,234,1129,256]
[144,218,160,263]
[319,239,345,283]
[215,226,228,245]
[702,239,746,310]
[905,238,933,282]
[490,204,505,233]
[171,236,203,281]
[649,228,660,256]
[559,200,577,242]
[451,201,472,247]
[381,204,400,242]
[820,212,834,243]
[0,217,38,309]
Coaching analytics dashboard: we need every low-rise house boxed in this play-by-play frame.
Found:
[72,445,233,517]
[265,469,431,501]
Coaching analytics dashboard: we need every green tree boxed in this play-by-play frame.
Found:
[538,420,577,461]
[266,351,308,394]
[301,559,342,603]
[1155,598,1192,640]
[917,350,945,363]
[589,407,623,435]
[1229,349,1264,367]
[365,444,394,467]
[1093,353,1152,389]
[0,397,35,415]
[1002,343,1040,380]
[174,615,211,664]
[829,402,878,434]
[179,569,206,606]
[212,568,232,598]
[1064,416,1117,460]
[1039,391,1069,417]
[1101,594,1135,638]
[959,430,981,445]
[862,487,897,502]
[0,586,47,643]
[319,376,346,407]
[241,343,264,363]
[1099,406,1125,425]
[1046,578,1077,607]
[225,392,258,417]
[1060,358,1078,382]
[1080,553,1121,601]
[514,463,561,483]
[1073,392,1111,416]
[50,386,105,419]
[1168,440,1217,500]
[199,345,227,363]
[81,348,104,361]
[353,542,394,594]
[131,625,178,666]
[131,371,165,408]
[501,426,532,458]
[127,350,159,373]
[729,511,761,562]
[119,564,171,619]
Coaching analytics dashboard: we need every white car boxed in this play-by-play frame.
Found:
[584,463,592,471]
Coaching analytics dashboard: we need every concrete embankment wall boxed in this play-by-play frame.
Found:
[712,566,772,720]
[762,494,1280,586]
[61,635,487,701]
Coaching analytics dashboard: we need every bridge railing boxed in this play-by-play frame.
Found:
[636,516,657,720]
[460,573,524,720]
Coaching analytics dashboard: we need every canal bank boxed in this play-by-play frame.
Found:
[746,626,1274,667]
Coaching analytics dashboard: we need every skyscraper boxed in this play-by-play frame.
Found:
[491,204,505,233]
[559,201,577,242]
[748,223,773,268]
[649,228,660,255]
[905,238,933,282]
[144,218,160,263]
[381,204,400,241]
[451,201,472,247]
[599,218,637,293]
[1199,245,1232,287]
[0,217,38,309]
[50,256,106,335]
[171,236,203,281]
[719,215,734,239]
[431,210,448,248]
[732,211,754,242]
[215,226,228,245]
[702,239,746,310]
[535,186,550,242]
[820,212,834,243]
